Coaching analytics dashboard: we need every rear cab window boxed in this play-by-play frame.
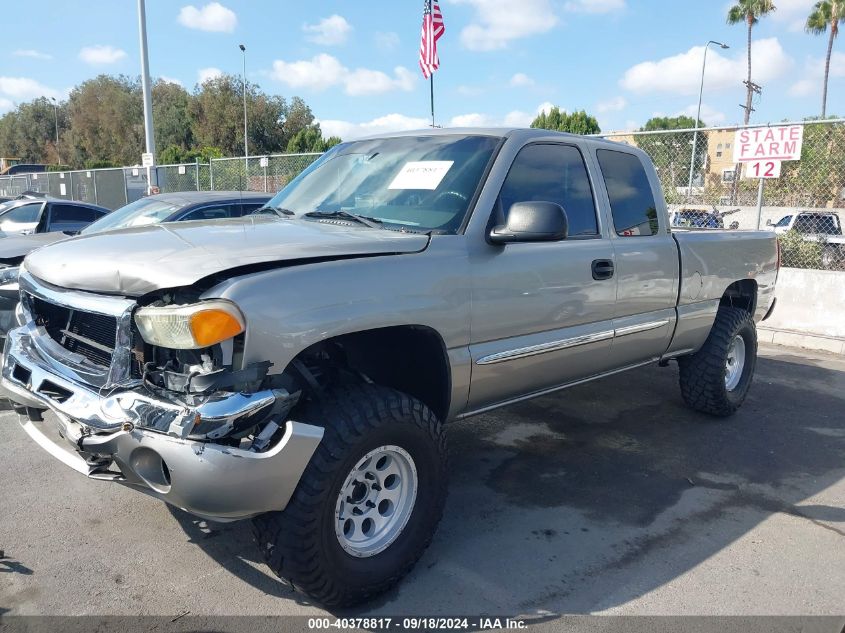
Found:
[596,149,660,237]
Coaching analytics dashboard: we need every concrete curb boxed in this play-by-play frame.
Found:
[758,326,845,355]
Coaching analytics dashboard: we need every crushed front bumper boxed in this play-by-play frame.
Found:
[1,326,324,521]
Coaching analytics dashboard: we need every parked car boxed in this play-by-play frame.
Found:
[670,206,740,229]
[768,211,845,268]
[0,129,778,607]
[0,197,109,237]
[0,191,271,338]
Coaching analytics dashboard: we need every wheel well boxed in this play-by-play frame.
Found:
[720,279,757,316]
[284,326,451,421]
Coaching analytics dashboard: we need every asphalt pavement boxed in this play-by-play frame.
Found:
[1,343,844,621]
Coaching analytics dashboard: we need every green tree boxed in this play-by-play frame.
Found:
[530,107,601,134]
[635,116,707,201]
[0,97,67,164]
[806,0,845,118]
[153,80,194,158]
[286,124,342,152]
[190,74,290,156]
[63,75,144,168]
[727,0,777,124]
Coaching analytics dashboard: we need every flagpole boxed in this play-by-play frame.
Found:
[430,75,435,127]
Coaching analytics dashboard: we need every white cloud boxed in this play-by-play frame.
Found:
[178,2,237,32]
[536,101,556,116]
[789,78,814,97]
[620,38,793,96]
[270,54,345,91]
[675,103,727,125]
[79,45,127,65]
[597,95,627,112]
[457,84,484,97]
[564,0,626,13]
[375,31,400,51]
[789,51,845,97]
[0,98,14,113]
[771,0,816,31]
[13,49,52,60]
[303,15,352,46]
[452,0,558,51]
[509,73,535,87]
[318,113,429,140]
[159,76,184,87]
[197,67,223,84]
[270,54,415,96]
[449,102,555,129]
[0,76,59,100]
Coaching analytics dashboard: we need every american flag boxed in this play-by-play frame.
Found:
[419,0,445,79]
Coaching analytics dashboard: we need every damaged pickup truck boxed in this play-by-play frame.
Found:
[2,129,779,607]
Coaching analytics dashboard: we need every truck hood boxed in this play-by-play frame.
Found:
[24,215,429,296]
[0,232,67,264]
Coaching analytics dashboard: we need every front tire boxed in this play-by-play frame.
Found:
[252,383,447,607]
[678,306,757,417]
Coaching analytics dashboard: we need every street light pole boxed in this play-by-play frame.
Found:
[50,97,58,144]
[239,43,248,188]
[50,96,60,163]
[687,40,729,198]
[137,0,157,194]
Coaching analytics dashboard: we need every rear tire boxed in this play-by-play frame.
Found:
[678,306,757,417]
[252,383,447,607]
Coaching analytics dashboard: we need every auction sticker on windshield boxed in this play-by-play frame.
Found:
[389,161,454,190]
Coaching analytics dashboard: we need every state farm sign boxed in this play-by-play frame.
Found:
[733,125,804,162]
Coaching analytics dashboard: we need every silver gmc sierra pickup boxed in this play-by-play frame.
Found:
[1,128,779,606]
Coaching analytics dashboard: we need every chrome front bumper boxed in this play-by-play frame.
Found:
[1,326,324,521]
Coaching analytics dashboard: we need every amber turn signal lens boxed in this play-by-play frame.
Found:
[189,309,244,347]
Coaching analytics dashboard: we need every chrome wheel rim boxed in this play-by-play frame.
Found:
[334,445,418,558]
[725,335,746,391]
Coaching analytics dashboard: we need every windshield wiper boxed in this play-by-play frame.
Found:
[304,210,383,229]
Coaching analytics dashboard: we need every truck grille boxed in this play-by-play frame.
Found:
[30,296,118,368]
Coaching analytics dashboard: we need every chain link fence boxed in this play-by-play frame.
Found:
[602,119,845,270]
[0,152,321,209]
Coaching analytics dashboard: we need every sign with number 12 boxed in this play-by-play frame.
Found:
[745,160,782,179]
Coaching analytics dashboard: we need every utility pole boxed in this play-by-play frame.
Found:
[731,80,762,204]
[740,80,762,124]
[137,0,157,194]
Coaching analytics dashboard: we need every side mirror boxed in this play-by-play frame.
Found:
[489,201,568,245]
[765,219,773,226]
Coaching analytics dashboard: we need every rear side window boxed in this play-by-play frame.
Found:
[180,205,238,221]
[498,144,598,236]
[50,204,100,223]
[596,150,659,237]
[1,202,42,223]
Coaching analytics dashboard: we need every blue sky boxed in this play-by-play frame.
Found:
[0,0,842,139]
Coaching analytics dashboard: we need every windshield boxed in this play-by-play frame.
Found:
[80,197,182,234]
[263,134,501,233]
[775,215,792,227]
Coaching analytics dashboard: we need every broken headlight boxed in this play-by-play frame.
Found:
[134,300,245,350]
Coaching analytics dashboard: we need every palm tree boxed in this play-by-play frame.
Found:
[727,0,777,124]
[806,0,845,118]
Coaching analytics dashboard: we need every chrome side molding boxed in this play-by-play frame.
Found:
[475,319,669,365]
[476,330,614,365]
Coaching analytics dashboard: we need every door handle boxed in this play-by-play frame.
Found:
[591,259,614,280]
